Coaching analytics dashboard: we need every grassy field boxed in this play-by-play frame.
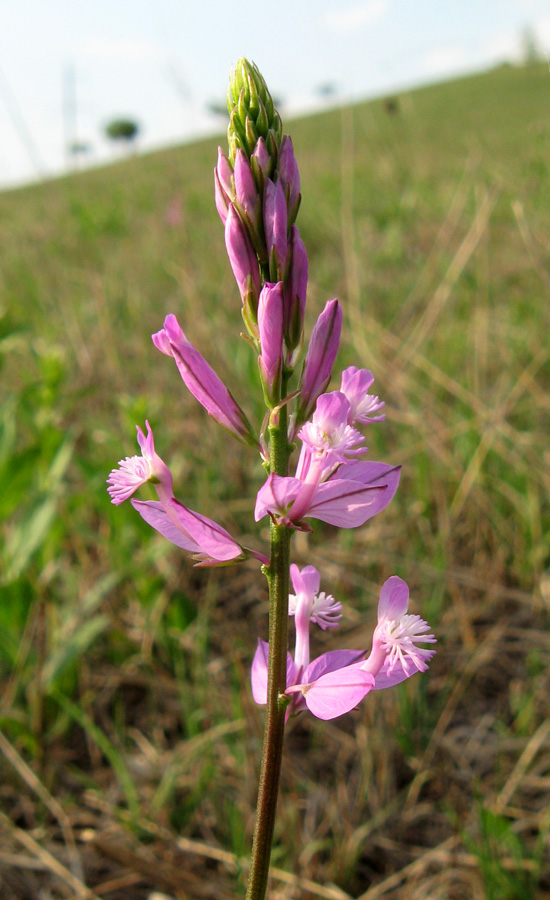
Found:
[1,61,549,899]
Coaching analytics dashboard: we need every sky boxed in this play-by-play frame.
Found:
[1,0,549,190]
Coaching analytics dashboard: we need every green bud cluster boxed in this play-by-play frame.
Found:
[227,58,283,164]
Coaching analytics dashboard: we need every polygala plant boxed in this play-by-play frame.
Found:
[108,59,436,900]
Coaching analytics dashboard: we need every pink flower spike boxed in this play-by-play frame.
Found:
[152,314,257,447]
[296,299,342,427]
[340,367,385,424]
[107,421,172,506]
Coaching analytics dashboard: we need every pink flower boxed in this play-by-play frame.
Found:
[340,367,385,424]
[251,575,435,721]
[361,576,437,688]
[107,422,267,567]
[107,421,172,506]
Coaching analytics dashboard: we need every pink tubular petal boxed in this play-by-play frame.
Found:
[302,665,374,720]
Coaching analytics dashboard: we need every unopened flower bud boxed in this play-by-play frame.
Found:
[214,148,234,225]
[226,58,282,165]
[250,136,274,189]
[224,203,261,334]
[258,282,284,406]
[233,149,263,249]
[264,178,288,279]
[284,225,308,356]
[152,314,257,447]
[296,299,342,426]
[278,136,301,224]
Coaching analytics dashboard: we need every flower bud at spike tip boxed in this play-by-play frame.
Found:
[226,59,282,165]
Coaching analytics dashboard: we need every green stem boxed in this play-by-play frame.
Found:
[246,386,291,900]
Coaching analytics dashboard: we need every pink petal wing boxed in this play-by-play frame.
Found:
[307,479,387,527]
[251,640,298,705]
[255,473,301,521]
[131,500,199,552]
[169,499,243,562]
[304,666,374,720]
[304,649,365,682]
[336,461,401,504]
[251,640,269,704]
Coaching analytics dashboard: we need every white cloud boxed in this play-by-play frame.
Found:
[323,0,388,32]
[420,45,470,77]
[79,37,160,63]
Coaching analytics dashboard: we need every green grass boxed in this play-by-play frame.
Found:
[1,61,549,899]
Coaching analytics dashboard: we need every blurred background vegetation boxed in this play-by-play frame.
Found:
[1,61,549,899]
